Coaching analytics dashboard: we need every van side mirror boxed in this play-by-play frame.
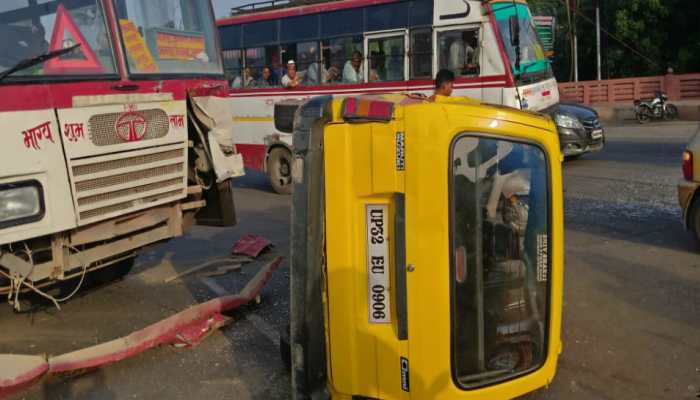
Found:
[509,15,520,47]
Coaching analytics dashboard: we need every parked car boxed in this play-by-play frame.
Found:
[545,103,605,158]
[678,132,700,242]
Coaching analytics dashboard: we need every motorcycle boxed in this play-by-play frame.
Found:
[634,91,679,123]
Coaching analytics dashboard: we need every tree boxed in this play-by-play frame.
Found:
[529,0,700,81]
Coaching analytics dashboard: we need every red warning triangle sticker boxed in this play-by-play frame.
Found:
[44,3,103,74]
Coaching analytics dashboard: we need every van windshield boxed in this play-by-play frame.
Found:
[0,0,117,80]
[492,2,553,84]
[113,0,223,76]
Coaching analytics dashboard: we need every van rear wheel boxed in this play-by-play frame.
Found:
[267,147,293,195]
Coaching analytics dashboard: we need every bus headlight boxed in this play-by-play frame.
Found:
[555,114,583,130]
[0,182,44,227]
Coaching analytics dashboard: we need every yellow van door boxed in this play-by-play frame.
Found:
[403,106,563,399]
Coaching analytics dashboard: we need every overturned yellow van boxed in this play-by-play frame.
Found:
[286,94,564,399]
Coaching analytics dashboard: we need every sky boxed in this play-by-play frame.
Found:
[211,0,249,18]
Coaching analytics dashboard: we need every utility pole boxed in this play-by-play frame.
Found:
[573,0,578,82]
[596,0,602,80]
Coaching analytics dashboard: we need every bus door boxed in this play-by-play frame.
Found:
[433,25,483,101]
[364,30,409,85]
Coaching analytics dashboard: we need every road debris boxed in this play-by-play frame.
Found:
[201,263,243,278]
[232,235,272,258]
[164,256,252,283]
[0,256,282,400]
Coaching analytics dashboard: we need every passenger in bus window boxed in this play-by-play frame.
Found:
[369,51,386,82]
[259,66,275,88]
[444,30,480,77]
[243,66,256,87]
[385,45,404,81]
[342,51,364,84]
[282,60,302,88]
[231,74,242,88]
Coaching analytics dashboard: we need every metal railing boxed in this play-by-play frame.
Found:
[558,72,700,105]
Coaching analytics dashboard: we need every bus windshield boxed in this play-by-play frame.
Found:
[0,1,117,80]
[492,2,553,84]
[113,0,223,76]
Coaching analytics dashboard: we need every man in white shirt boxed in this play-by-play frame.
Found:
[281,59,301,88]
[342,51,364,84]
[448,32,476,75]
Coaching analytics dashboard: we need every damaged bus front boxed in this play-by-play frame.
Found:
[0,0,243,310]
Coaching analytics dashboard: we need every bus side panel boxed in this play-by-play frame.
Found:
[0,110,76,245]
[228,95,293,171]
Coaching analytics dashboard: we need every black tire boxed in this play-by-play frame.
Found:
[689,198,700,245]
[267,147,293,195]
[279,323,291,371]
[664,104,679,120]
[636,107,651,124]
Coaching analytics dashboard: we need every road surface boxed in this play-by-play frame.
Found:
[3,121,700,400]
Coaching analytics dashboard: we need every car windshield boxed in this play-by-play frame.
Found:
[113,0,223,76]
[492,2,553,84]
[0,0,117,79]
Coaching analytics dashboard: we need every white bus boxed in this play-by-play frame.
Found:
[217,0,559,193]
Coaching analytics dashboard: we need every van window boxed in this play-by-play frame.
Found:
[451,136,549,388]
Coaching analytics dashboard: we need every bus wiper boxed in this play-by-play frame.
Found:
[0,44,82,82]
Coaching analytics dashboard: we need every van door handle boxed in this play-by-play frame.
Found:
[394,193,408,341]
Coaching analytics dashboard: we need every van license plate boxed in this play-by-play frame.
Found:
[366,204,391,324]
[591,129,603,140]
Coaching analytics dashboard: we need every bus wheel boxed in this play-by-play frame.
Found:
[268,147,293,195]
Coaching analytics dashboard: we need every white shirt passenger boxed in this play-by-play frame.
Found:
[342,60,363,84]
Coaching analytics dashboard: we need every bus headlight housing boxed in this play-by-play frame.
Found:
[0,182,44,227]
[554,114,583,130]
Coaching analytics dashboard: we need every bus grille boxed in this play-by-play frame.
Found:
[89,109,170,146]
[70,145,187,224]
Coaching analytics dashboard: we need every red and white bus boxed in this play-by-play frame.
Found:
[0,0,244,309]
[217,0,559,194]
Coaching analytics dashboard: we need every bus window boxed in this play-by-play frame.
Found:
[410,29,432,79]
[324,36,362,85]
[295,41,320,86]
[244,47,265,87]
[367,35,405,82]
[439,29,480,77]
[451,136,549,388]
[223,49,242,87]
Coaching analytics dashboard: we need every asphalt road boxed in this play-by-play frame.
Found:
[3,121,700,400]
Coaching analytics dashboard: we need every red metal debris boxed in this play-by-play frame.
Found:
[0,355,49,399]
[0,256,282,399]
[232,234,272,258]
